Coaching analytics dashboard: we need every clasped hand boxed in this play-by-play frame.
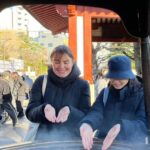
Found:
[44,104,70,123]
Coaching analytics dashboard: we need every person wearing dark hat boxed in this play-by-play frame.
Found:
[80,55,147,150]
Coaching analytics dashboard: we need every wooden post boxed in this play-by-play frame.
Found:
[83,8,93,83]
[68,5,77,60]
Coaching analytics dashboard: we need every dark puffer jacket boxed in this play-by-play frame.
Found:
[26,64,91,141]
[80,79,147,143]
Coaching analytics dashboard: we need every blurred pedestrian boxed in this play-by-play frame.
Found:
[11,72,28,118]
[94,68,108,97]
[21,73,33,100]
[0,73,17,126]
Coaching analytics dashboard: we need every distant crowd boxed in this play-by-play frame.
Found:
[0,70,33,126]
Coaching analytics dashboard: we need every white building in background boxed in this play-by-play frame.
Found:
[0,5,68,72]
[34,31,68,50]
[0,5,46,32]
[0,5,68,45]
[0,59,24,72]
[0,6,29,31]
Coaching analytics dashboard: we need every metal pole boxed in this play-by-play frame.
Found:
[141,36,150,141]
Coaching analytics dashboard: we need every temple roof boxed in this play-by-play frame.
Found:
[24,5,120,35]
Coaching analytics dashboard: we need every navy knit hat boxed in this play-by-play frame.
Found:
[105,55,135,79]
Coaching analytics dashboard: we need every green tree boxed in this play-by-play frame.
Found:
[92,42,141,77]
[0,30,48,76]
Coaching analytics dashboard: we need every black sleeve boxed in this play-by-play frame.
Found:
[79,89,105,130]
[3,93,12,103]
[119,92,147,141]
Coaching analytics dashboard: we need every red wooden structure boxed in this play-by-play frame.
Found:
[24,5,138,83]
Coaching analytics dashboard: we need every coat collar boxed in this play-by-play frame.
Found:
[48,63,81,87]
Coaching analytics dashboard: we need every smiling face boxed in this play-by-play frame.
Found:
[109,79,129,89]
[51,53,74,78]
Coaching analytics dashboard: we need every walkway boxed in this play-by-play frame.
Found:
[0,114,30,148]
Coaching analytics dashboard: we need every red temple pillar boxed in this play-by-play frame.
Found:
[68,6,93,84]
[83,9,93,83]
[68,5,77,60]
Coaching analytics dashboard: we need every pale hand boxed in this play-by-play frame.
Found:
[56,106,70,123]
[102,124,121,150]
[80,123,94,150]
[44,104,56,123]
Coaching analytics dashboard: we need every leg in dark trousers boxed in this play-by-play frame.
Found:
[2,102,17,126]
[0,104,3,116]
[16,100,24,118]
[0,105,7,124]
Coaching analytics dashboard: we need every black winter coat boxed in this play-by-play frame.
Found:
[26,64,91,141]
[80,79,147,144]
